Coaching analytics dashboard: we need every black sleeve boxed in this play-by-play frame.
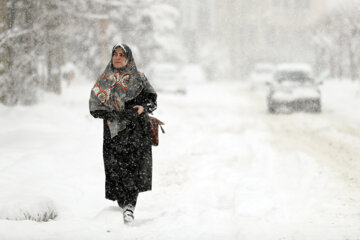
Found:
[90,110,114,120]
[125,90,157,114]
[143,92,157,113]
[90,109,138,121]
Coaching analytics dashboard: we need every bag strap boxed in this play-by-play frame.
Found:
[160,125,165,134]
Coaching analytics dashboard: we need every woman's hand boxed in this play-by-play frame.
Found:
[133,105,145,115]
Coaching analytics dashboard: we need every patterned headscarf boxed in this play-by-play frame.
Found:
[89,44,156,138]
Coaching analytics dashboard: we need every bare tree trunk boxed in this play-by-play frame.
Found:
[44,2,61,94]
[99,18,109,66]
[1,0,17,105]
[45,29,61,94]
[21,0,37,104]
[347,26,359,81]
[0,0,8,104]
[348,41,356,81]
[337,34,344,80]
[0,0,8,74]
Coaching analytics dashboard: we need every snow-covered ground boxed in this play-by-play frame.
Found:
[1,77,360,240]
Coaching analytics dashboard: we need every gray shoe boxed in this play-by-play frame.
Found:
[123,204,135,224]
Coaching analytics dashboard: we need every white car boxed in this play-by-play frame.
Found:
[250,63,274,89]
[147,63,186,94]
[267,63,321,113]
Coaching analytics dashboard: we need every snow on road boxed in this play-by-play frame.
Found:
[0,79,360,240]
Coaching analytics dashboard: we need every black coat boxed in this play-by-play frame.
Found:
[91,89,157,201]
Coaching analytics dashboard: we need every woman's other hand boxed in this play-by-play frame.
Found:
[133,105,144,115]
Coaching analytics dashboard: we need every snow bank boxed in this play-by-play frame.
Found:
[0,195,57,222]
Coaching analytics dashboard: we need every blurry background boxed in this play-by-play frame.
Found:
[0,0,359,105]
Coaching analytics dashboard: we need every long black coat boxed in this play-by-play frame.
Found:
[91,89,157,201]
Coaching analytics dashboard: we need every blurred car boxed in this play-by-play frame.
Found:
[250,63,274,89]
[267,63,321,113]
[147,63,186,94]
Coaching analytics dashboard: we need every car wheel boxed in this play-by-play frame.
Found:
[312,99,321,113]
[268,103,276,113]
[267,97,275,113]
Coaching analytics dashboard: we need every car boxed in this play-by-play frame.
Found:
[249,63,275,89]
[147,63,186,94]
[267,63,321,113]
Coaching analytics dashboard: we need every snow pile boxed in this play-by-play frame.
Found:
[0,195,57,222]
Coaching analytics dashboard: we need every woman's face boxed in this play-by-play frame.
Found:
[112,48,127,69]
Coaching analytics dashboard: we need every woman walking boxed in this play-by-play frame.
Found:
[89,44,157,224]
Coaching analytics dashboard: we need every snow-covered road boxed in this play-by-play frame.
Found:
[1,79,360,240]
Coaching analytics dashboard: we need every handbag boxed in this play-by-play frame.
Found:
[148,116,165,146]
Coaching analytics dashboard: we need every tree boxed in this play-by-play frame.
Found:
[312,1,360,81]
[0,0,184,105]
[0,0,38,105]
